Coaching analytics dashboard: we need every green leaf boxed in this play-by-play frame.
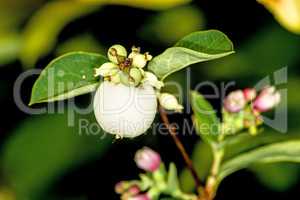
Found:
[148,30,234,80]
[175,30,233,54]
[221,132,284,159]
[1,112,112,199]
[167,163,180,192]
[190,91,220,143]
[21,1,99,67]
[221,130,300,160]
[219,140,300,182]
[29,52,108,105]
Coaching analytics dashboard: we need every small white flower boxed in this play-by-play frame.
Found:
[107,44,127,64]
[94,81,157,138]
[142,72,164,90]
[128,47,152,68]
[158,93,183,112]
[94,62,119,77]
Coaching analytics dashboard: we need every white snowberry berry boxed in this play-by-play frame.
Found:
[93,81,158,138]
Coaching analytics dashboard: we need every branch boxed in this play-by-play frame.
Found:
[158,106,204,193]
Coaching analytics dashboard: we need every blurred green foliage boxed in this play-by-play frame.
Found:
[0,0,192,68]
[20,1,99,68]
[0,0,45,66]
[251,163,300,192]
[180,142,212,192]
[139,6,205,45]
[0,34,21,65]
[258,0,300,34]
[56,34,105,56]
[1,112,112,199]
[78,0,191,10]
[201,24,300,79]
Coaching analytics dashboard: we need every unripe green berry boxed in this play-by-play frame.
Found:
[129,67,143,86]
[108,44,127,64]
[119,71,131,86]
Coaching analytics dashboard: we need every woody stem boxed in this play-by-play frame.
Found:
[158,106,204,194]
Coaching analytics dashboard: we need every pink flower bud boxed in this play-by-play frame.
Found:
[115,181,127,194]
[128,194,150,200]
[127,185,140,196]
[243,88,256,101]
[253,86,281,112]
[224,90,246,113]
[135,147,161,172]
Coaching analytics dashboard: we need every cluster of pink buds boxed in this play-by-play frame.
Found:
[115,147,196,200]
[224,86,280,113]
[222,86,281,135]
[115,147,161,200]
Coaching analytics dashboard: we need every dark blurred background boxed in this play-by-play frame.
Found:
[0,0,300,199]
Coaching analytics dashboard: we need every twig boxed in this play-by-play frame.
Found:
[204,149,224,200]
[158,106,204,193]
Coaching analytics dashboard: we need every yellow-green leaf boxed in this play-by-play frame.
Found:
[258,0,300,34]
[0,33,21,66]
[78,0,191,10]
[21,1,99,68]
